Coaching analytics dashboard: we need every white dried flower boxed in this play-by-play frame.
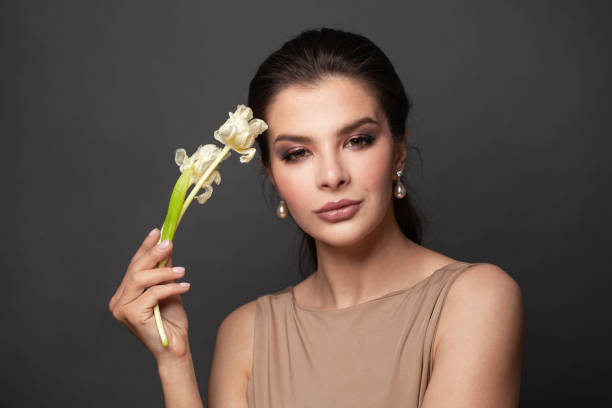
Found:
[174,144,229,204]
[213,104,268,163]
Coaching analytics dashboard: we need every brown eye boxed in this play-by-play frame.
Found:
[281,148,307,162]
[346,135,375,148]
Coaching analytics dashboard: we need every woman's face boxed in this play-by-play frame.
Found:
[262,75,406,247]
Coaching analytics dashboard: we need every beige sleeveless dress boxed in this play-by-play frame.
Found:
[246,261,484,407]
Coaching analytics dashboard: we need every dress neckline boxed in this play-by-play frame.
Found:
[290,261,465,313]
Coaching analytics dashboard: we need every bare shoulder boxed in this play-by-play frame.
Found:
[451,263,522,320]
[448,263,522,307]
[207,298,257,408]
[434,263,523,355]
[425,263,524,407]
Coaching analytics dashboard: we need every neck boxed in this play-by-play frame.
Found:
[312,200,423,310]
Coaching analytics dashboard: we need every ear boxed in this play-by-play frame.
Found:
[392,131,408,172]
[258,155,277,188]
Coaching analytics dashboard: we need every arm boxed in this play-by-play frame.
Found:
[207,299,257,408]
[158,347,204,408]
[108,229,203,407]
[422,264,524,408]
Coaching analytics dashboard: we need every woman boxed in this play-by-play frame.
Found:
[109,27,524,407]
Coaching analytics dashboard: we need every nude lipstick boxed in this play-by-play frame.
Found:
[315,199,362,222]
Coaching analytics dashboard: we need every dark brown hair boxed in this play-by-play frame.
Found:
[248,27,427,279]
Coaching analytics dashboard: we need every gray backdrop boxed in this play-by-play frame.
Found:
[2,1,610,406]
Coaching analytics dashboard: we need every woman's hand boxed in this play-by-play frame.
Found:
[109,228,192,365]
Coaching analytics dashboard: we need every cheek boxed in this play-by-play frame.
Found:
[277,174,305,202]
[270,160,311,206]
[353,144,393,194]
[273,167,315,230]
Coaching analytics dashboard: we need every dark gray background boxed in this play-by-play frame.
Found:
[2,1,610,406]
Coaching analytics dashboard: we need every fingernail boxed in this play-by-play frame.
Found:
[173,267,185,274]
[148,228,158,237]
[179,282,191,287]
[158,239,170,249]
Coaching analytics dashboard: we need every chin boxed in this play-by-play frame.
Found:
[308,220,380,248]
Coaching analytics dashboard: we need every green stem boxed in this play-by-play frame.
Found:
[153,167,193,347]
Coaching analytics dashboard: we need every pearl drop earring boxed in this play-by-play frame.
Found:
[394,170,406,199]
[276,199,288,218]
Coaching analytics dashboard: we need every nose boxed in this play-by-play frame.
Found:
[315,149,350,190]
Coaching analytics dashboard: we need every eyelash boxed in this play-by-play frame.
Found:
[280,134,376,162]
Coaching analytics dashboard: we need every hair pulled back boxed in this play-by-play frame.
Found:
[247,27,426,278]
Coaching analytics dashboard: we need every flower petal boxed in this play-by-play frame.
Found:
[235,104,253,121]
[239,148,256,163]
[196,186,213,204]
[249,118,268,136]
[211,170,221,185]
[175,148,187,167]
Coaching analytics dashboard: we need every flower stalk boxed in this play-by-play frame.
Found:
[153,167,193,347]
[151,105,267,347]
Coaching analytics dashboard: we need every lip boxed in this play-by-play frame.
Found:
[315,199,362,213]
[315,199,362,222]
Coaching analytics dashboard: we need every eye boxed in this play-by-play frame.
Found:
[281,148,308,162]
[279,134,375,163]
[346,134,375,148]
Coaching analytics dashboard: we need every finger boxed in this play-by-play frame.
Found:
[111,229,166,311]
[129,228,162,267]
[130,239,174,276]
[120,266,186,305]
[135,281,191,311]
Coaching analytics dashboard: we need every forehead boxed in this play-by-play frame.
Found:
[266,76,383,136]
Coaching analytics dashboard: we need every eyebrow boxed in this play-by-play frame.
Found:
[272,116,379,144]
